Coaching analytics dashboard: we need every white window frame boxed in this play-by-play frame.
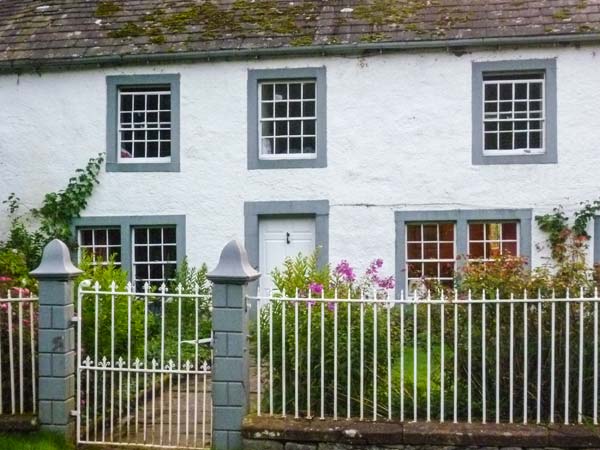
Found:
[117,87,172,164]
[258,79,318,161]
[482,76,546,157]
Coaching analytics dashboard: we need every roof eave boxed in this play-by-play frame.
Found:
[2,32,600,74]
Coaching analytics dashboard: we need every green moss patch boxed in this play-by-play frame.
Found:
[107,0,318,43]
[95,1,121,18]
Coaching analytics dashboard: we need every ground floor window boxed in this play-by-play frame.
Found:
[73,215,185,289]
[396,210,532,294]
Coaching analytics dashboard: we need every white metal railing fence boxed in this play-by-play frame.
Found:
[76,281,212,449]
[0,290,37,416]
[252,289,600,425]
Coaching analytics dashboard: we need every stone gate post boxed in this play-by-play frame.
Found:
[207,240,260,450]
[30,239,82,437]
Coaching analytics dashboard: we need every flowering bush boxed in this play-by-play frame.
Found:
[0,248,36,297]
[255,252,433,419]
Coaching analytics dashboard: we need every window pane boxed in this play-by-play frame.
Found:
[484,84,497,101]
[289,138,302,153]
[422,224,438,241]
[303,101,315,117]
[484,133,498,150]
[303,137,315,153]
[439,243,454,259]
[469,242,484,258]
[303,82,315,99]
[261,84,273,100]
[407,243,421,259]
[441,225,454,242]
[275,84,287,100]
[289,83,301,99]
[406,225,421,241]
[423,243,438,259]
[261,103,274,118]
[275,138,287,154]
[503,222,517,240]
[469,223,484,240]
[503,241,518,255]
[149,228,162,243]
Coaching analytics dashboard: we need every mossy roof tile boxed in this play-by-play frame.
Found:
[1,0,600,70]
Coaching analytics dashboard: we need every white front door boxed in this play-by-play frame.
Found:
[259,217,316,296]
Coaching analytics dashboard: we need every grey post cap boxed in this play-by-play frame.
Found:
[30,239,83,280]
[207,239,260,285]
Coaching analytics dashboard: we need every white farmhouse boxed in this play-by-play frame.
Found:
[1,0,600,295]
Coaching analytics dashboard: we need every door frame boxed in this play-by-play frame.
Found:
[244,200,330,294]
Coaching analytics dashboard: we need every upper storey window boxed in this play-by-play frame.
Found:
[248,68,327,170]
[472,59,556,165]
[118,86,172,162]
[259,80,317,158]
[106,74,180,172]
[483,74,544,155]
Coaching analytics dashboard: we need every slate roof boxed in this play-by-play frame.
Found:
[2,0,600,71]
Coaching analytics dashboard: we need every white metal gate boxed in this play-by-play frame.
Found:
[75,280,212,449]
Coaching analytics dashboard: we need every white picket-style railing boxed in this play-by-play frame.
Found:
[76,281,212,449]
[252,289,600,425]
[0,290,37,416]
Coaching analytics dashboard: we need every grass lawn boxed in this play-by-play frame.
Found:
[0,431,74,450]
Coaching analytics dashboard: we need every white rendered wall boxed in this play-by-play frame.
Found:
[1,46,600,277]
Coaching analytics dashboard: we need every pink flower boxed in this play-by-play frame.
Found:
[10,287,30,297]
[0,276,12,282]
[327,302,335,312]
[366,259,395,290]
[309,282,323,295]
[335,260,356,283]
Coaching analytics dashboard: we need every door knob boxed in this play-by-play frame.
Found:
[286,232,291,244]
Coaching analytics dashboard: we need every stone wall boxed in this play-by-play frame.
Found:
[242,416,600,450]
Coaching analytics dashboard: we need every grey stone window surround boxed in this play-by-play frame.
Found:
[106,74,181,172]
[593,216,600,266]
[395,209,532,296]
[244,200,330,275]
[247,67,327,170]
[472,59,557,165]
[71,215,186,281]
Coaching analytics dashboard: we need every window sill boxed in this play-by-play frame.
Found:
[249,155,326,170]
[473,150,557,165]
[106,161,180,172]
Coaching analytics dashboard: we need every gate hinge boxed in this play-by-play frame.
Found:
[70,410,79,417]
[70,316,80,324]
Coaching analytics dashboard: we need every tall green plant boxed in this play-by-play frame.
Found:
[76,253,147,362]
[1,154,104,271]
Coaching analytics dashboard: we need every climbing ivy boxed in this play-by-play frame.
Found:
[536,199,600,263]
[1,154,104,270]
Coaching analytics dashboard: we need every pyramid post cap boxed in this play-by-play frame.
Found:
[30,239,83,280]
[207,239,260,285]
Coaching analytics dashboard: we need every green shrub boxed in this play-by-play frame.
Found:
[76,254,148,362]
